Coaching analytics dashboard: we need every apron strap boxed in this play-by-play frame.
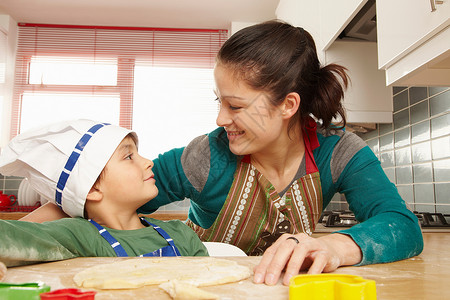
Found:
[303,117,320,174]
[140,218,181,256]
[89,218,181,257]
[138,245,179,257]
[89,219,129,257]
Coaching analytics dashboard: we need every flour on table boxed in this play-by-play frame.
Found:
[73,257,251,294]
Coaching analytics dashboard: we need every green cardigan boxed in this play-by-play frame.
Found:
[140,127,423,265]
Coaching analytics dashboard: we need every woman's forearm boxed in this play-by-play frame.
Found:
[20,202,69,222]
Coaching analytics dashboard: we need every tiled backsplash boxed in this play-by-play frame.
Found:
[0,174,22,200]
[1,86,449,214]
[319,86,450,213]
[357,86,449,214]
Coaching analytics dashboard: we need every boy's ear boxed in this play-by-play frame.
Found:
[86,187,103,202]
[281,92,300,119]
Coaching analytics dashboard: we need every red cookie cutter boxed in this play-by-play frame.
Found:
[40,288,96,300]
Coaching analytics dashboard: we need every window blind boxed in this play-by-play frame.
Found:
[12,23,227,138]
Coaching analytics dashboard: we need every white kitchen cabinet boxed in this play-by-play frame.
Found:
[319,0,368,51]
[326,41,393,123]
[276,0,369,60]
[377,0,450,86]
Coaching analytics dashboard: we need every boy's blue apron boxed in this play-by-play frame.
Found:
[89,218,181,257]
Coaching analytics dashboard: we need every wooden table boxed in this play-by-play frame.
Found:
[3,232,449,299]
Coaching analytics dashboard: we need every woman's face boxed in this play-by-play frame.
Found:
[214,64,286,156]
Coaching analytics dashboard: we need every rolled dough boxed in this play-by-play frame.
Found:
[159,280,220,300]
[73,257,251,290]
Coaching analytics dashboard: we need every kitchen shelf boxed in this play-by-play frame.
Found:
[0,212,29,220]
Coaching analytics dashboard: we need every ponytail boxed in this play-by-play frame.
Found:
[308,64,349,129]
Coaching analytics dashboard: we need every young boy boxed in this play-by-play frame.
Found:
[0,119,208,267]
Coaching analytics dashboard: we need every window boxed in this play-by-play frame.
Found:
[12,24,227,160]
[133,66,218,159]
[19,55,121,132]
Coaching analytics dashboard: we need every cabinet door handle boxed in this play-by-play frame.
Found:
[430,0,444,12]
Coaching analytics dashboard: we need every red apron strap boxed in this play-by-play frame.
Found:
[242,154,251,164]
[242,117,319,174]
[303,117,320,174]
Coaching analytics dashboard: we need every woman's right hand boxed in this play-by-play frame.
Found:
[20,202,69,222]
[253,232,362,286]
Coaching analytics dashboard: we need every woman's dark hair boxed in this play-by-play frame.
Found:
[216,20,349,130]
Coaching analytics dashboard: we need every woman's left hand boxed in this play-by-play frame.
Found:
[252,232,362,285]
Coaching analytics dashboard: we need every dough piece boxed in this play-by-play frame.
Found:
[74,257,251,290]
[159,280,219,300]
[0,262,6,281]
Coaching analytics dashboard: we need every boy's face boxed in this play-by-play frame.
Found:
[96,136,158,208]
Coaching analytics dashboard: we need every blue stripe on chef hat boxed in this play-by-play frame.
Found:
[55,123,110,209]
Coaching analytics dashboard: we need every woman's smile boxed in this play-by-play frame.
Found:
[226,129,245,140]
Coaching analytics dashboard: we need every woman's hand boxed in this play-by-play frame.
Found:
[253,233,362,285]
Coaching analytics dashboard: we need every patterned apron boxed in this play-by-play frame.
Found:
[187,120,322,255]
[89,218,181,257]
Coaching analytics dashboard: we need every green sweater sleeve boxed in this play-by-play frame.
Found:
[333,146,424,265]
[0,218,208,267]
[0,218,106,267]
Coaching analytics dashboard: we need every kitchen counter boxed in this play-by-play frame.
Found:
[2,233,449,299]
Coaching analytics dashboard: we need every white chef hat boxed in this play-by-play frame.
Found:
[0,119,137,218]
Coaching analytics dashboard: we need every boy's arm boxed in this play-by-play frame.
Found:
[19,202,69,223]
[0,219,97,267]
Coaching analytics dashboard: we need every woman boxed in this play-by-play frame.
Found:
[22,20,423,286]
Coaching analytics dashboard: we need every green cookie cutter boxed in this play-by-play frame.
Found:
[0,282,51,300]
[289,274,377,300]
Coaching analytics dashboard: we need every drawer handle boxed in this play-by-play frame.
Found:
[430,0,444,12]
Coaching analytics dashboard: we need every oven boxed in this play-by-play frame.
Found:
[316,210,450,232]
